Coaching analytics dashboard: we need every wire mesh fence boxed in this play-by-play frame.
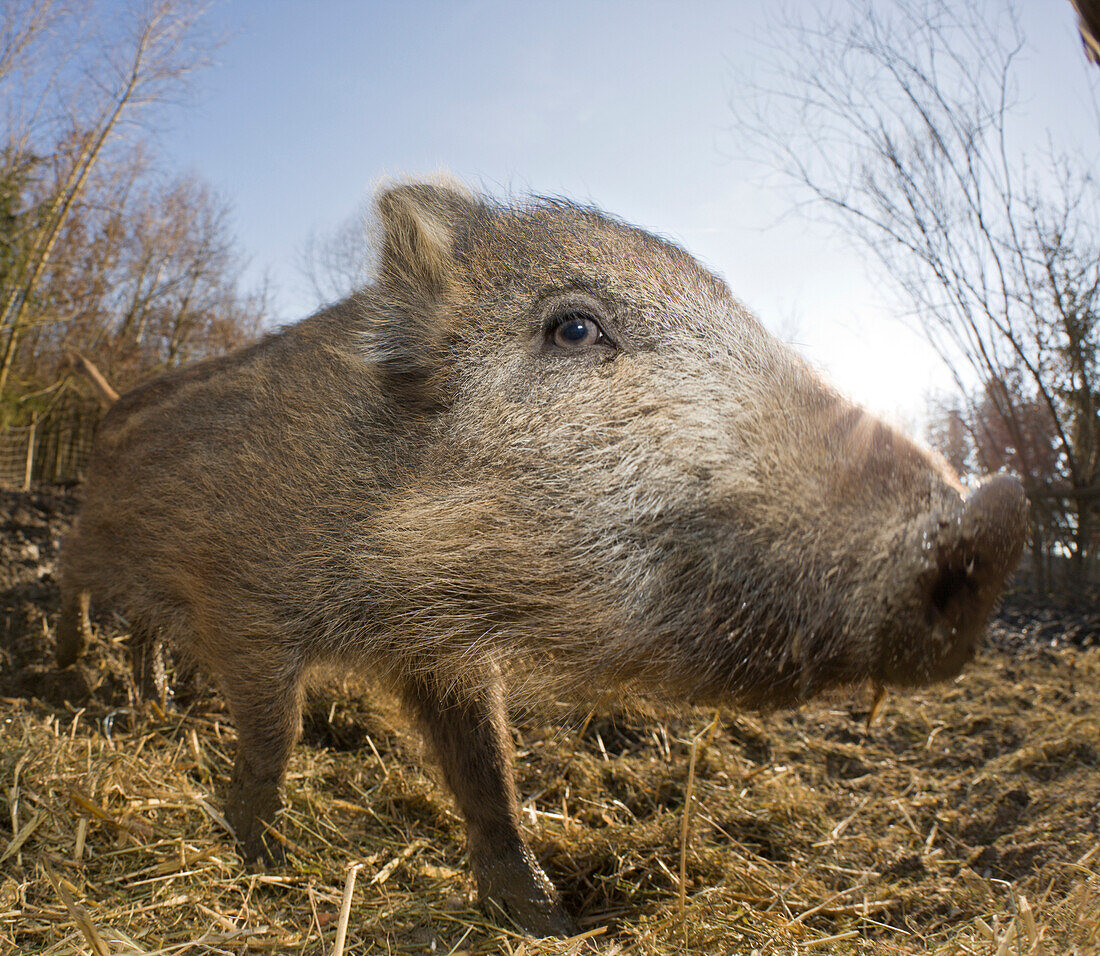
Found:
[0,423,35,489]
[0,395,100,489]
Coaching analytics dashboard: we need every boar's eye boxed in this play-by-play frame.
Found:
[549,310,606,350]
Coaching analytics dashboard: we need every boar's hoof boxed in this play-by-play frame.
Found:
[225,769,285,866]
[473,841,576,937]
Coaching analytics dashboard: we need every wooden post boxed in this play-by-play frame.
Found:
[22,420,36,491]
[51,416,61,484]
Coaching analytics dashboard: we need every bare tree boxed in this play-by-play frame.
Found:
[0,0,214,401]
[0,0,266,473]
[926,394,973,476]
[16,161,266,394]
[297,203,372,307]
[0,0,68,87]
[738,0,1100,583]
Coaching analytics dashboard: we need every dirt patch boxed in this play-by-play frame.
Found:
[1,488,1098,953]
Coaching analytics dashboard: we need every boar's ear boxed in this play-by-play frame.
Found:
[370,181,477,409]
[376,182,474,305]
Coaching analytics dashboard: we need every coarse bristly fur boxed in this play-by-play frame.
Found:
[56,178,1028,937]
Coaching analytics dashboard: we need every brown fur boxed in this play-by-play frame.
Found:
[58,181,1027,935]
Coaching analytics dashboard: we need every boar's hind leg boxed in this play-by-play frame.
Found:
[403,675,576,938]
[128,623,167,705]
[56,589,91,668]
[218,662,302,865]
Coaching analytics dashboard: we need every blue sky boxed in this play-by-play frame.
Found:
[159,0,1098,423]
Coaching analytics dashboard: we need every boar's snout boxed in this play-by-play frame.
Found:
[884,473,1027,685]
[928,474,1028,621]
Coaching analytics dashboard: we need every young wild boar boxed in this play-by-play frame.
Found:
[57,181,1027,936]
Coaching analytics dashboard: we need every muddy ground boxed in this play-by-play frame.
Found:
[1,487,1098,954]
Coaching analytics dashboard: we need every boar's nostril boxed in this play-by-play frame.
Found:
[929,558,976,618]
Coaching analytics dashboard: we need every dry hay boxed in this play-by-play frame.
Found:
[2,489,1099,954]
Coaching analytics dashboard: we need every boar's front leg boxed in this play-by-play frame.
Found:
[216,658,303,864]
[403,673,576,938]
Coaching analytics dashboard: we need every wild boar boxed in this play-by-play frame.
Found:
[57,181,1027,936]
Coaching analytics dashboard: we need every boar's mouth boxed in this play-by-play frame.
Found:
[873,473,1028,687]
